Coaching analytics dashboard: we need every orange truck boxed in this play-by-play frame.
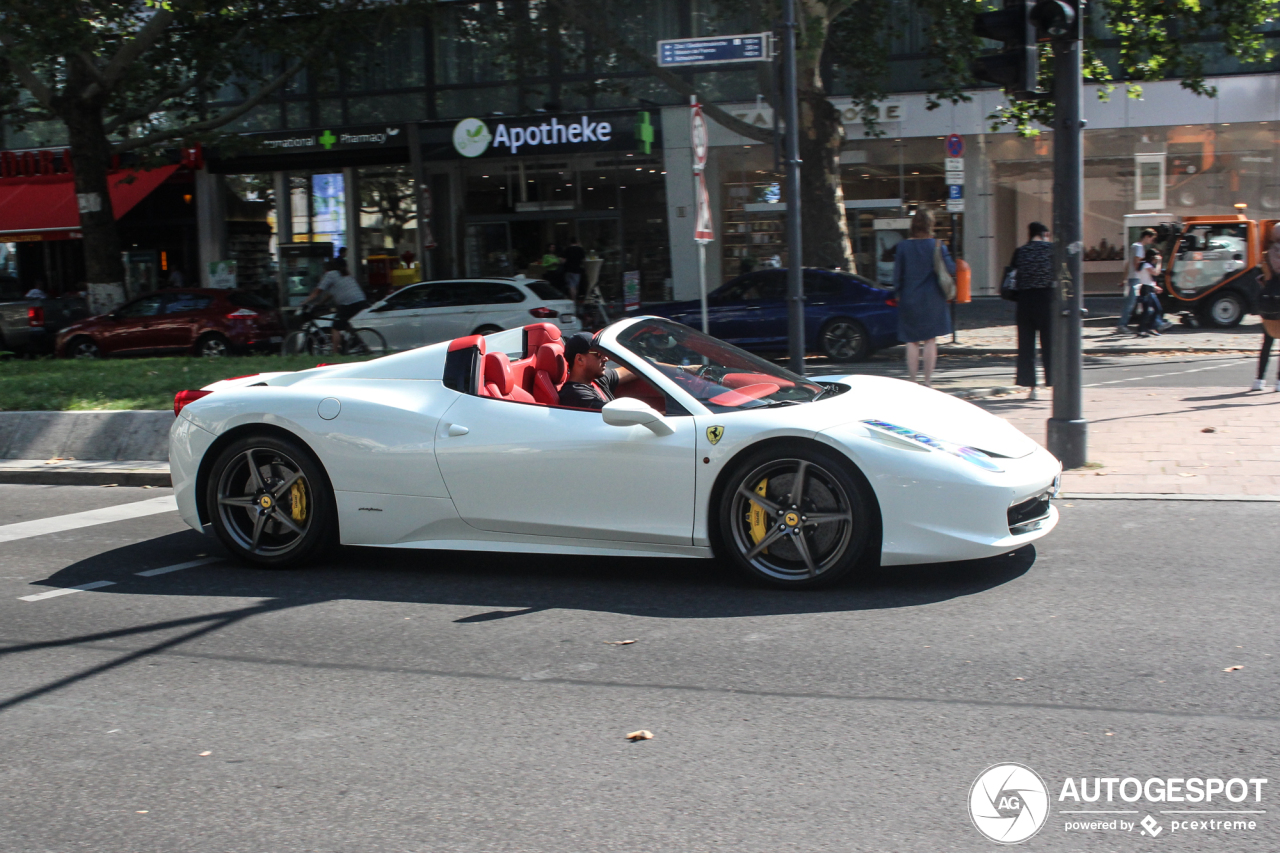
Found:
[1126,210,1276,327]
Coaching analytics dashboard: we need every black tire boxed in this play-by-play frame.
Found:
[716,443,876,588]
[818,318,871,362]
[205,434,336,568]
[66,336,102,359]
[1199,289,1246,328]
[471,324,502,336]
[350,327,387,355]
[195,333,232,358]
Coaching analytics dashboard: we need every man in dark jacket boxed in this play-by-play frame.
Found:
[560,237,586,302]
[1011,222,1054,399]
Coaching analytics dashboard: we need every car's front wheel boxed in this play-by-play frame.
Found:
[66,336,102,359]
[1199,290,1246,328]
[818,318,871,362]
[206,434,335,568]
[717,444,875,588]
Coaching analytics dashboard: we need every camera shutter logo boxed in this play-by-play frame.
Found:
[969,763,1050,844]
[453,118,492,158]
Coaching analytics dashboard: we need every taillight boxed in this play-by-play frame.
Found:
[227,308,258,318]
[27,306,43,327]
[529,306,558,319]
[173,389,212,417]
[885,297,898,307]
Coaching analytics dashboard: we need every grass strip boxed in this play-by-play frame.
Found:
[0,354,375,411]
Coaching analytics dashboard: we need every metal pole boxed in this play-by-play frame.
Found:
[698,241,709,333]
[781,0,805,374]
[1047,5,1087,469]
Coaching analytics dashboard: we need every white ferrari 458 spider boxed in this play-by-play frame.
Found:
[170,317,1061,588]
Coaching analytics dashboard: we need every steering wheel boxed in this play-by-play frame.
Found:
[694,363,727,383]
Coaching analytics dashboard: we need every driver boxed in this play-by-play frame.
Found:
[559,332,634,410]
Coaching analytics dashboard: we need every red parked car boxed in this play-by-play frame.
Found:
[56,289,285,358]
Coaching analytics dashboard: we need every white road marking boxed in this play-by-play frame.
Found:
[0,496,177,545]
[1084,359,1246,387]
[135,557,221,577]
[19,580,116,602]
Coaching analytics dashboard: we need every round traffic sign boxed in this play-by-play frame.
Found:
[691,105,709,169]
[945,134,964,158]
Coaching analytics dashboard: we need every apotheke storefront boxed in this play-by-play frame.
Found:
[210,109,670,308]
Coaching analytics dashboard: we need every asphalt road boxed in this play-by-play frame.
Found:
[0,484,1275,852]
[816,352,1261,391]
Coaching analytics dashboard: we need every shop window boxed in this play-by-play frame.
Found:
[1134,153,1165,210]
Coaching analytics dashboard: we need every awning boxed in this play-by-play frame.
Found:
[0,165,180,241]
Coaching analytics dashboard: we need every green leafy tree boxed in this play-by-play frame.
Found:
[0,0,421,298]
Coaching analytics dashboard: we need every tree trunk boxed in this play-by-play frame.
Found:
[795,2,855,273]
[59,63,125,306]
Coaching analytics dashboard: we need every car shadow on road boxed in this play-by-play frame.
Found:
[38,531,1037,620]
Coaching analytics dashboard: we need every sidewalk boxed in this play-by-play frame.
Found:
[943,318,1266,355]
[976,386,1280,496]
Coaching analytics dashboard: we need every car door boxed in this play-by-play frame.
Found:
[156,292,213,350]
[98,294,165,353]
[733,270,788,345]
[362,284,433,350]
[468,281,528,331]
[700,278,753,342]
[416,281,480,344]
[433,394,697,545]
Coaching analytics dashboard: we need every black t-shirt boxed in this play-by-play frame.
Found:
[561,245,586,274]
[558,368,619,410]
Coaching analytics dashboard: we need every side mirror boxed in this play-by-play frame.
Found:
[602,397,674,436]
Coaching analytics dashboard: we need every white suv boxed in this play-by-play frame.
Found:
[354,277,580,350]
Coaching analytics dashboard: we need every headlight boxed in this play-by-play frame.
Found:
[861,419,1004,473]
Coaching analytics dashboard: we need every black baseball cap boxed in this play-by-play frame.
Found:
[562,332,599,368]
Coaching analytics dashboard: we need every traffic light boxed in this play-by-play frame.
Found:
[1030,0,1076,37]
[972,0,1038,97]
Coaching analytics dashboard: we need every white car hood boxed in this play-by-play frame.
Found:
[808,375,1041,459]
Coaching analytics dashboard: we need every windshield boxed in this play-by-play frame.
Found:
[615,318,824,411]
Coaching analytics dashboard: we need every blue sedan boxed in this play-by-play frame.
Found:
[647,268,898,361]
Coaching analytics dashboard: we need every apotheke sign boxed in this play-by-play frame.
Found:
[451,115,618,157]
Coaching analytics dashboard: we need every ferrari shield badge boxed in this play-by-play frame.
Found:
[706,425,724,445]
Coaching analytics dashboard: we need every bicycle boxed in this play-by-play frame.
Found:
[281,305,388,356]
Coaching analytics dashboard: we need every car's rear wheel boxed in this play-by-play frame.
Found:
[717,444,874,588]
[206,435,335,568]
[196,333,232,358]
[66,336,102,359]
[818,318,871,362]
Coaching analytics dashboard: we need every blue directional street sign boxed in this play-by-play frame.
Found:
[657,33,773,67]
[948,184,964,200]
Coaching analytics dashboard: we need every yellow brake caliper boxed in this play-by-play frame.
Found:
[747,478,769,552]
[290,480,308,522]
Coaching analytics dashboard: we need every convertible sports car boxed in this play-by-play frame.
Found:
[170,318,1061,588]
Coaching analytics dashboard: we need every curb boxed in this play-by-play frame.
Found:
[0,467,172,487]
[1058,492,1280,502]
[939,346,1258,356]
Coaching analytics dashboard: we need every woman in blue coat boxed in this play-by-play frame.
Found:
[893,208,955,386]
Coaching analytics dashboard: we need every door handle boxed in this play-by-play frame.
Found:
[447,423,469,437]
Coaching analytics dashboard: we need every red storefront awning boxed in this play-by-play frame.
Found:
[0,165,180,242]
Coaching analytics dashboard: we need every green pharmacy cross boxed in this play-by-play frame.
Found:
[319,130,337,149]
[635,112,654,155]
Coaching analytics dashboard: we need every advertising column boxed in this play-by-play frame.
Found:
[691,99,713,333]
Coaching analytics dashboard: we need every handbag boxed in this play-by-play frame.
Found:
[1000,265,1019,301]
[933,240,956,301]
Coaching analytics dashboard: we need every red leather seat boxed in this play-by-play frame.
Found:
[444,335,487,395]
[524,322,563,358]
[531,343,568,405]
[482,351,536,403]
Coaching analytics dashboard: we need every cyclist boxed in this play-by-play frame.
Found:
[301,258,369,354]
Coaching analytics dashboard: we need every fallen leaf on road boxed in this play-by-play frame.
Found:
[604,639,636,645]
[1178,472,1196,477]
[1095,471,1107,476]
[1105,732,1114,736]
[1014,677,1025,681]
[136,811,148,814]
[199,751,212,756]
[1202,427,1216,433]
[101,483,118,488]
[626,730,654,741]
[1224,665,1244,672]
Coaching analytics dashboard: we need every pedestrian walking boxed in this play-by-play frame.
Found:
[1251,222,1280,391]
[892,208,954,387]
[1009,221,1055,399]
[560,237,585,302]
[1135,248,1164,337]
[1119,229,1157,333]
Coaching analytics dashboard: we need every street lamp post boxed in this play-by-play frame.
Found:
[781,0,805,375]
[1047,0,1087,469]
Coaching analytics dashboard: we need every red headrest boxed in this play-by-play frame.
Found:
[535,343,567,385]
[449,334,487,354]
[482,351,513,395]
[525,323,562,356]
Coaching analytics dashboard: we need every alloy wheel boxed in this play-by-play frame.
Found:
[215,447,313,557]
[820,320,868,361]
[199,336,230,358]
[70,338,100,359]
[728,457,856,582]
